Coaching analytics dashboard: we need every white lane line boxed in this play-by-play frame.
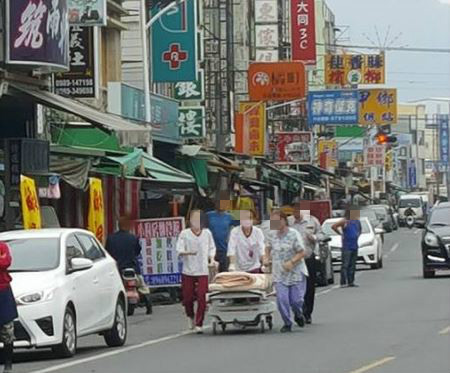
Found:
[413,229,420,234]
[439,326,450,335]
[347,356,396,373]
[316,284,340,296]
[30,330,195,373]
[390,243,399,253]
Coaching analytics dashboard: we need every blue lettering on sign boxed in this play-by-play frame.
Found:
[144,273,182,287]
[308,90,359,126]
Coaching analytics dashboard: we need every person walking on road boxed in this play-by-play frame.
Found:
[177,210,216,334]
[289,200,322,324]
[207,193,236,273]
[106,216,152,315]
[228,210,265,273]
[265,210,309,333]
[0,242,18,373]
[332,208,362,288]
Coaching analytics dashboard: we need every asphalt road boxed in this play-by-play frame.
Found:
[12,228,450,373]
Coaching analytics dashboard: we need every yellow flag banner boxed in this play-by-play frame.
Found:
[20,175,42,230]
[87,178,105,243]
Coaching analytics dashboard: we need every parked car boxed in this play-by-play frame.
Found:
[322,217,384,270]
[421,202,450,278]
[367,205,396,232]
[398,194,426,227]
[0,229,127,357]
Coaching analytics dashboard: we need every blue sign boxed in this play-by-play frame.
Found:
[408,160,417,188]
[144,274,182,287]
[438,115,449,165]
[307,90,359,126]
[151,0,197,82]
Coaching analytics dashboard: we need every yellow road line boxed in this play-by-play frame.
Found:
[348,357,396,373]
[439,326,450,335]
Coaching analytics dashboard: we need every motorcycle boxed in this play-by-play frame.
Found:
[404,208,416,229]
[122,268,153,316]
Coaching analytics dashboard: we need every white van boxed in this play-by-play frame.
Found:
[398,194,426,226]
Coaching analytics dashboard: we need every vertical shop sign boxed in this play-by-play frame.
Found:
[290,0,316,65]
[20,176,42,230]
[87,177,105,243]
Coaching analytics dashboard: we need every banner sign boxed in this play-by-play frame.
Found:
[248,62,306,101]
[6,0,70,70]
[307,90,359,126]
[255,49,279,62]
[255,0,278,23]
[20,175,42,230]
[134,217,185,287]
[238,102,266,156]
[255,24,279,48]
[408,160,417,188]
[68,0,106,26]
[174,70,204,101]
[365,145,385,167]
[290,0,316,65]
[325,53,385,86]
[272,131,313,164]
[318,140,337,168]
[151,0,197,82]
[54,26,97,98]
[87,177,105,243]
[359,89,397,125]
[438,115,449,165]
[178,107,205,139]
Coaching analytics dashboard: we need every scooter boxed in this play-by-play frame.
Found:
[405,208,416,229]
[122,268,140,316]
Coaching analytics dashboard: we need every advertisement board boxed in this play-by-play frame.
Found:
[68,0,107,26]
[290,0,316,65]
[364,145,385,167]
[272,132,313,164]
[87,177,105,243]
[359,89,397,126]
[20,176,42,230]
[438,115,449,165]
[178,107,205,139]
[237,102,266,156]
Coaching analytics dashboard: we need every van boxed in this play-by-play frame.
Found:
[398,194,426,226]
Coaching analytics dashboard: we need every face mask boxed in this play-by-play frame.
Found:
[241,220,253,228]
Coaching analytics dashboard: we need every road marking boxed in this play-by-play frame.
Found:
[413,229,420,234]
[316,284,340,296]
[30,330,195,373]
[348,356,396,373]
[439,326,450,335]
[390,243,399,253]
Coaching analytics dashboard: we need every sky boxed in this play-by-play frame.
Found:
[326,0,450,108]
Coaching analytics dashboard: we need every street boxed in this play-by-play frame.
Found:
[14,229,450,373]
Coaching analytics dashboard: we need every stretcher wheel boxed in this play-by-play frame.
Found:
[260,320,266,334]
[212,321,217,335]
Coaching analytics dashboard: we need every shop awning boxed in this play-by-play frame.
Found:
[9,83,151,147]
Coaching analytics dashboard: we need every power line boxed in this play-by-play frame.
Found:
[323,43,450,54]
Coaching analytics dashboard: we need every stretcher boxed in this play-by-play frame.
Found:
[207,272,276,334]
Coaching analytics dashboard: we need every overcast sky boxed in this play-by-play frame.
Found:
[326,0,450,107]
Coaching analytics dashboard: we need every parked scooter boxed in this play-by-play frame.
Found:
[122,268,153,316]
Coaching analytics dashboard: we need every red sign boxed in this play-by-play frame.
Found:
[365,145,385,167]
[248,62,306,102]
[272,131,313,164]
[291,0,316,65]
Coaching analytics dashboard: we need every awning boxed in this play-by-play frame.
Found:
[9,83,151,147]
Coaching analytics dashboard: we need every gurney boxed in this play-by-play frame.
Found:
[207,272,276,334]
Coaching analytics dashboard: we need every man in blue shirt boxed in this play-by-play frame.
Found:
[207,196,236,272]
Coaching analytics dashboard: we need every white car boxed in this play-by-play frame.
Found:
[0,229,127,357]
[321,217,384,269]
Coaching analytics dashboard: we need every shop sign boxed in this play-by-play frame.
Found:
[20,175,42,230]
[307,90,359,126]
[325,53,385,86]
[255,24,279,48]
[237,102,266,156]
[365,145,385,167]
[438,115,449,165]
[318,140,337,168]
[178,107,205,139]
[255,49,279,62]
[68,0,107,26]
[151,0,197,82]
[134,217,185,287]
[248,62,306,101]
[272,131,313,164]
[6,0,70,71]
[359,88,397,125]
[54,26,97,98]
[290,0,316,65]
[254,0,278,23]
[174,69,204,101]
[408,160,417,188]
[87,177,105,243]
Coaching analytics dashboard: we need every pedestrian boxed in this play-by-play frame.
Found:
[265,210,309,333]
[332,207,362,288]
[206,192,236,272]
[289,200,322,324]
[106,216,152,314]
[228,210,265,273]
[177,210,216,334]
[0,242,17,373]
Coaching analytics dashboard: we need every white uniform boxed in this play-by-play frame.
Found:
[228,226,265,272]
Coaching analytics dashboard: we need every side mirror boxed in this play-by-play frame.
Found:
[375,228,385,235]
[70,258,94,272]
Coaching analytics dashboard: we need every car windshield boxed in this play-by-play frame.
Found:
[7,238,60,272]
[428,208,450,227]
[399,199,421,208]
[370,208,387,218]
[360,210,380,225]
[322,220,371,236]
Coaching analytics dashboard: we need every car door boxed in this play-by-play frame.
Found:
[76,234,116,328]
[65,234,97,334]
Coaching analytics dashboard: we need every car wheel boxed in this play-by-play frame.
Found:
[104,298,127,347]
[423,266,435,279]
[52,307,77,358]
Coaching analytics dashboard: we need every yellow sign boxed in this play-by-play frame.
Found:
[359,88,397,126]
[239,102,266,156]
[87,178,105,243]
[385,150,393,172]
[325,53,385,86]
[20,176,42,230]
[318,140,338,168]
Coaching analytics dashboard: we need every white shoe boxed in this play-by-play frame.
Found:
[195,326,203,334]
[187,318,195,330]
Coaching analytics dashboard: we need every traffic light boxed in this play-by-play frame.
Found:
[375,132,397,145]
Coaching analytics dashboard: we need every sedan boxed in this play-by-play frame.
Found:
[0,229,127,357]
[322,217,384,270]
